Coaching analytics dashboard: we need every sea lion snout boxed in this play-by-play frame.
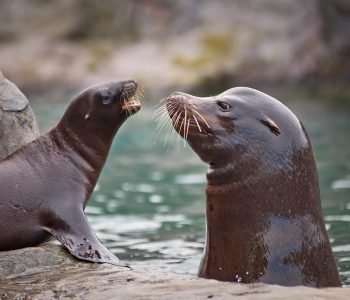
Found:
[122,80,137,92]
[121,80,143,114]
[164,93,213,140]
[169,91,190,99]
[94,80,142,115]
[166,92,192,115]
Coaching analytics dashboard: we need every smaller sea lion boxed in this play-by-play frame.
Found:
[0,80,143,266]
[159,87,341,287]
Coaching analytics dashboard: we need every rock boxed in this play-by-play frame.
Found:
[0,70,29,111]
[0,71,40,160]
[0,243,349,299]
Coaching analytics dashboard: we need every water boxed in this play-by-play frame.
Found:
[31,86,350,284]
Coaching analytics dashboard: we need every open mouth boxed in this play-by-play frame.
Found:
[121,82,143,114]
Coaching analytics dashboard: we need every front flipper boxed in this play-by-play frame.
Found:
[40,209,130,268]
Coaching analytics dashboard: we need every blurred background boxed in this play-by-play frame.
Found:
[1,0,349,285]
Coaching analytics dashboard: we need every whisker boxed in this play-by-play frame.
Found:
[183,107,187,139]
[178,117,185,150]
[168,111,181,149]
[153,97,169,108]
[137,87,146,102]
[156,116,170,131]
[163,118,175,148]
[191,109,210,128]
[158,106,177,125]
[192,115,202,133]
[155,107,173,126]
[121,85,145,116]
[154,117,171,145]
[153,102,177,120]
[179,119,185,138]
[155,110,170,128]
[154,105,179,141]
[135,90,144,107]
[164,104,178,117]
[185,119,190,146]
[152,106,167,118]
[154,106,167,118]
[173,109,182,130]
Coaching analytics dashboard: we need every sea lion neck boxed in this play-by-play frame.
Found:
[206,150,262,186]
[206,161,236,185]
[49,125,111,187]
[201,145,339,286]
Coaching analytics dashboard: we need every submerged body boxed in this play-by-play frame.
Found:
[163,87,341,287]
[0,80,142,266]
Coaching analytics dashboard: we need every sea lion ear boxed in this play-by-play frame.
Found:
[260,118,281,136]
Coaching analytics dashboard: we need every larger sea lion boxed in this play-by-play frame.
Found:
[0,80,142,266]
[160,87,341,287]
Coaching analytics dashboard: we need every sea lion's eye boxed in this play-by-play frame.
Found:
[101,91,112,105]
[217,101,231,112]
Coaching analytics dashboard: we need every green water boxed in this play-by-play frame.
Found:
[31,86,350,285]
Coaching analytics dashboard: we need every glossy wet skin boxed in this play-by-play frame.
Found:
[0,80,141,266]
[165,87,341,287]
[61,80,141,153]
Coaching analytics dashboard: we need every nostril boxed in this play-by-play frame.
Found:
[170,92,183,97]
[124,80,137,90]
[169,92,190,101]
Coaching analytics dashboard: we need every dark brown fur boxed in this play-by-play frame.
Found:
[165,87,341,287]
[0,80,141,266]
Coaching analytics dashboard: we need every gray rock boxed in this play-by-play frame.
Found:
[0,243,349,299]
[0,70,29,111]
[0,71,40,160]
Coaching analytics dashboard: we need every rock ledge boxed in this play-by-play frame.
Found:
[0,243,349,299]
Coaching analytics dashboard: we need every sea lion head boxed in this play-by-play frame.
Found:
[58,80,143,150]
[165,87,308,172]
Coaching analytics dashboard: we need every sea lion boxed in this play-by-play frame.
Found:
[0,80,142,266]
[160,87,341,287]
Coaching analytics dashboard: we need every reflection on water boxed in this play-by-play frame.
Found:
[31,87,350,285]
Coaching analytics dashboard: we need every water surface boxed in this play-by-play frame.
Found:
[31,87,350,285]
